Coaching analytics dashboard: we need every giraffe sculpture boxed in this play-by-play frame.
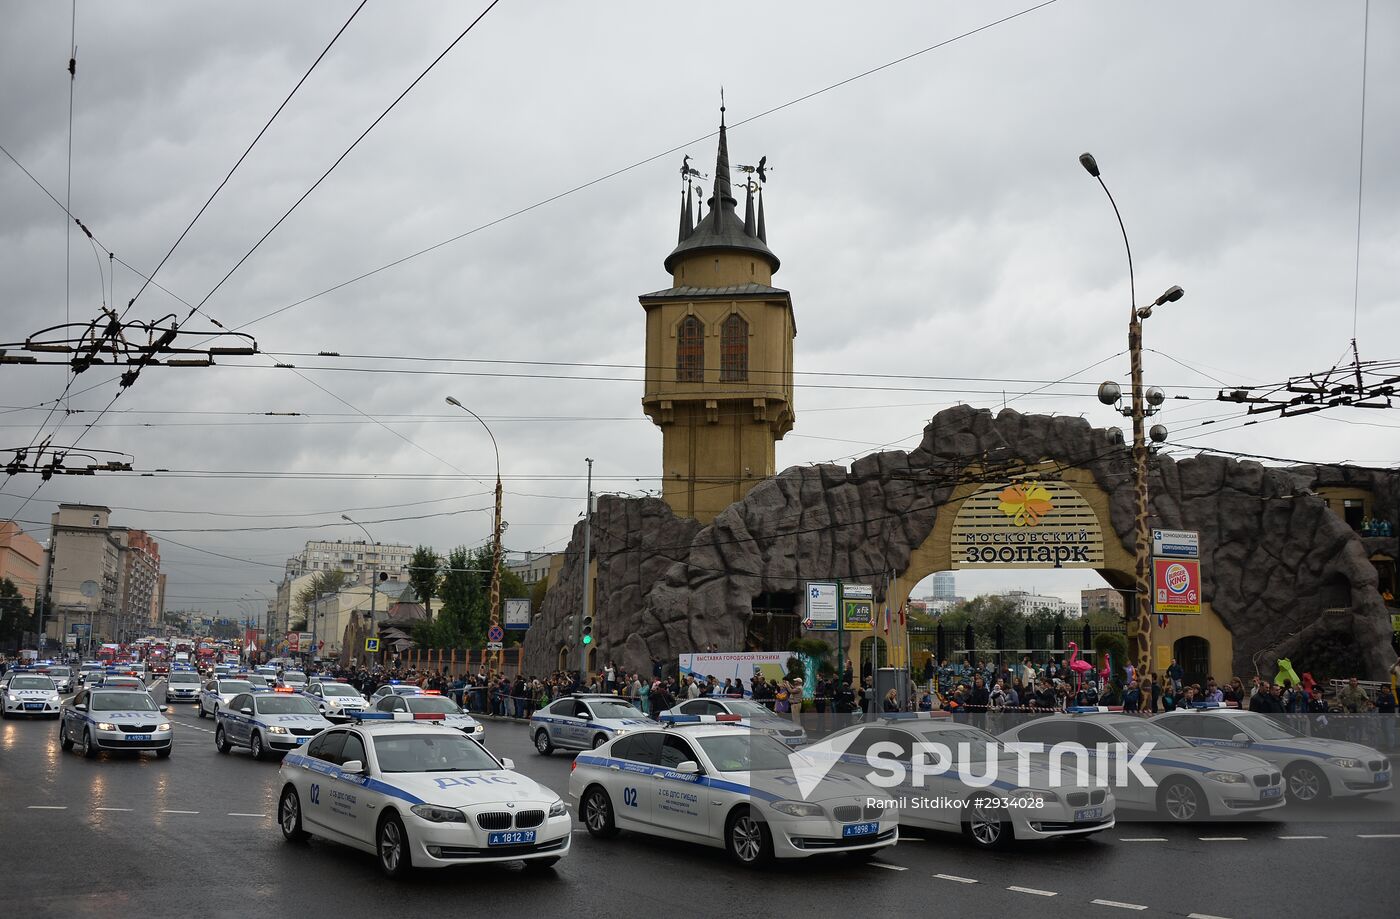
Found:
[1128,313,1154,674]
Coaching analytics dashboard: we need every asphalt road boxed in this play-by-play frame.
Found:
[3,679,1398,919]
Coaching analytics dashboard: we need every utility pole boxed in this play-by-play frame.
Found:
[444,397,504,672]
[578,457,593,685]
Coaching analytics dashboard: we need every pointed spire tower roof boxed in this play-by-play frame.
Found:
[664,107,779,274]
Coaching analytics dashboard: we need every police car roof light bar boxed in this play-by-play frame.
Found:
[1066,706,1112,714]
[658,713,745,726]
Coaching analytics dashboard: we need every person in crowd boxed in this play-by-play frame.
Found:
[1204,677,1223,704]
[1338,677,1371,713]
[1167,658,1184,694]
[882,688,900,713]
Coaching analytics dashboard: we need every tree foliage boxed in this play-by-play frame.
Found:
[407,545,440,611]
[0,577,33,643]
[415,546,529,650]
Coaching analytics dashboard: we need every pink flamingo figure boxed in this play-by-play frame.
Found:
[1099,652,1112,686]
[1067,641,1093,688]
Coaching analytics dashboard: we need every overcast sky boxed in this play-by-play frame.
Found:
[2,0,1396,618]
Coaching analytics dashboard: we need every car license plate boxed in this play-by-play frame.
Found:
[488,830,536,846]
[24,703,43,710]
[296,737,308,744]
[842,822,879,838]
[1376,771,1391,784]
[1074,807,1103,821]
[126,734,151,741]
[1261,786,1282,799]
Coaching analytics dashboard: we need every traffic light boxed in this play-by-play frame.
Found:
[581,615,593,645]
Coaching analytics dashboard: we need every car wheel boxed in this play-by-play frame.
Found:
[215,726,231,754]
[1286,763,1329,803]
[534,730,554,755]
[592,733,609,750]
[582,786,619,838]
[725,806,773,867]
[962,795,1013,849]
[82,728,98,759]
[278,786,309,842]
[524,856,561,870]
[157,746,172,759]
[59,720,74,751]
[197,703,207,719]
[1158,777,1203,821]
[249,732,265,761]
[377,814,413,879]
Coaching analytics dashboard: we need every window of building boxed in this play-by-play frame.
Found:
[677,315,704,382]
[720,313,748,382]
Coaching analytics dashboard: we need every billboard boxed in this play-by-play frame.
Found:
[287,632,300,653]
[841,583,873,630]
[678,652,789,695]
[804,582,839,631]
[1154,558,1201,614]
[951,480,1105,569]
[503,598,531,629]
[1152,529,1200,559]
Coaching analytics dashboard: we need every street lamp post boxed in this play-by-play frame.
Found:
[445,397,504,672]
[1080,151,1184,677]
[341,514,379,666]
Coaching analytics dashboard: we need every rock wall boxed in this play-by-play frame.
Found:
[521,406,1397,679]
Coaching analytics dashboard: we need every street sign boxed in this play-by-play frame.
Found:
[841,583,873,630]
[487,624,505,643]
[486,641,503,652]
[1153,558,1201,614]
[804,582,839,631]
[503,598,531,629]
[1152,529,1199,559]
[65,634,77,647]
[364,638,380,652]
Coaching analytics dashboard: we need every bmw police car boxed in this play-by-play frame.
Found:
[570,714,898,866]
[59,687,173,758]
[1,672,62,718]
[276,713,570,876]
[530,694,652,754]
[367,681,426,707]
[1155,706,1392,802]
[215,688,335,760]
[198,677,255,718]
[163,670,202,704]
[666,697,808,747]
[375,692,484,739]
[820,713,1114,848]
[1000,710,1284,821]
[305,680,369,721]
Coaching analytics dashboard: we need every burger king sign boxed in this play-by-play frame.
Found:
[1153,558,1201,614]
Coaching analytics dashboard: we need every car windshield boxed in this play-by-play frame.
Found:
[245,675,270,687]
[47,667,70,677]
[724,700,781,719]
[916,726,1003,751]
[218,680,253,694]
[587,701,646,719]
[372,733,501,773]
[1232,713,1302,741]
[10,676,54,690]
[319,683,360,697]
[282,672,307,683]
[90,692,157,712]
[1112,720,1191,750]
[255,696,319,715]
[406,696,463,715]
[169,673,200,684]
[697,734,799,772]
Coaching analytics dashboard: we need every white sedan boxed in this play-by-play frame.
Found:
[276,715,570,876]
[569,716,898,866]
[1,673,62,719]
[198,677,254,719]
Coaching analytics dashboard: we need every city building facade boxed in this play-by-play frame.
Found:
[506,551,558,587]
[41,504,122,651]
[286,539,413,585]
[1081,586,1126,618]
[0,521,45,609]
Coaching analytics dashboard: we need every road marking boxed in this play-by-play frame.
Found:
[162,810,199,815]
[27,805,67,810]
[1189,913,1234,919]
[95,807,133,812]
[1278,835,1326,840]
[934,873,978,884]
[1092,899,1148,911]
[227,813,267,818]
[1357,833,1400,839]
[1117,837,1166,842]
[1007,886,1057,897]
[1197,836,1247,841]
[868,863,906,871]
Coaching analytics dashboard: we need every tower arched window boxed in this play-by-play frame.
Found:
[677,315,704,382]
[720,313,748,382]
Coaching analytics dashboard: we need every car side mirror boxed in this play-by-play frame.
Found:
[675,760,701,775]
[74,703,87,711]
[498,757,515,770]
[240,707,253,715]
[159,705,168,712]
[340,759,365,774]
[1231,732,1250,744]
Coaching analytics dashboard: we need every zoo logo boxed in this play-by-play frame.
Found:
[996,483,1054,527]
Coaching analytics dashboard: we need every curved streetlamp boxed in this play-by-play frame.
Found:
[342,513,381,664]
[445,396,504,664]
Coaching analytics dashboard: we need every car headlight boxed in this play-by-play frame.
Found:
[611,728,629,737]
[95,722,118,731]
[1205,771,1246,784]
[549,799,567,817]
[48,694,60,703]
[770,800,825,818]
[155,723,171,732]
[6,694,18,702]
[410,804,466,823]
[1014,789,1060,806]
[1328,757,1364,769]
[266,725,288,734]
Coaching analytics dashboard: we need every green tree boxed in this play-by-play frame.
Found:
[291,570,350,630]
[529,575,549,612]
[407,545,441,612]
[437,546,480,645]
[0,578,32,643]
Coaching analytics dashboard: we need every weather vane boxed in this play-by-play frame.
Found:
[736,156,769,184]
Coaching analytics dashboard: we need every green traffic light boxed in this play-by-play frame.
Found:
[582,635,592,644]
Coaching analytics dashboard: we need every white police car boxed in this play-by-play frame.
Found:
[279,670,309,690]
[569,714,897,866]
[1000,710,1284,821]
[59,687,173,758]
[215,688,335,760]
[305,680,369,721]
[820,713,1114,848]
[163,670,202,704]
[374,692,484,740]
[368,681,426,707]
[41,665,75,694]
[198,677,255,719]
[1155,706,1392,802]
[1,672,62,718]
[666,698,807,747]
[276,713,570,877]
[530,694,652,754]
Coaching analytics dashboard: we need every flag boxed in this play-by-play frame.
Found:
[899,602,906,626]
[883,603,891,633]
[1158,613,1168,628]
